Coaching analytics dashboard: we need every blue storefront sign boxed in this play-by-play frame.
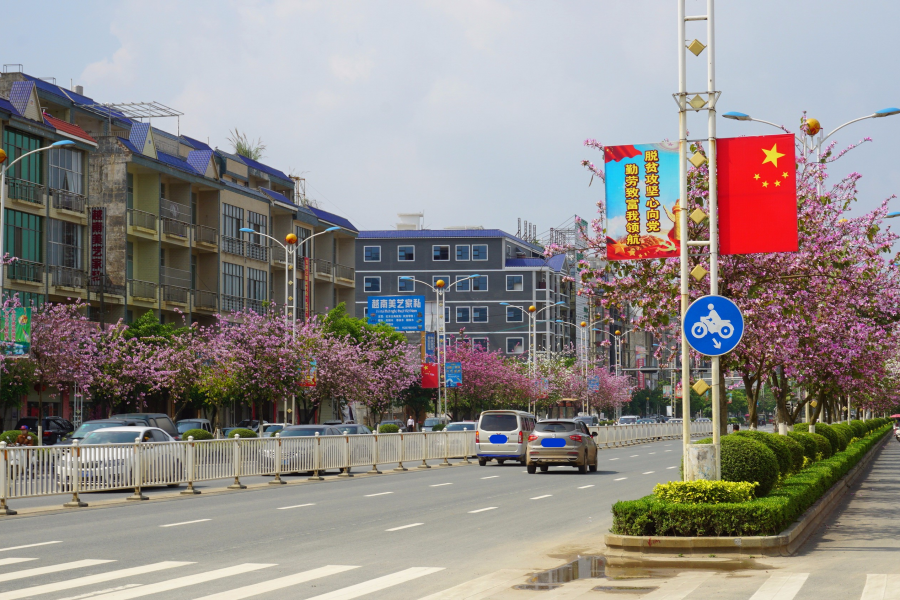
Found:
[367,295,426,331]
[445,362,463,387]
[425,332,436,361]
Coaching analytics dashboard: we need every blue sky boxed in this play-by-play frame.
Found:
[4,0,900,236]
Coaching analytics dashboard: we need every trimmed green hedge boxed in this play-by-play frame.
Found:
[849,420,866,438]
[809,432,832,459]
[182,428,213,441]
[732,430,793,477]
[719,435,779,497]
[227,428,257,439]
[786,431,817,462]
[831,424,853,451]
[611,424,891,537]
[379,424,400,433]
[0,430,37,446]
[654,480,757,504]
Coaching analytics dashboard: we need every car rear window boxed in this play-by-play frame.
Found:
[479,414,518,431]
[536,422,577,432]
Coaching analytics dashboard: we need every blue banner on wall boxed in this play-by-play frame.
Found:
[367,295,426,331]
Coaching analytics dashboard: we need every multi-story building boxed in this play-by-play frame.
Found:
[355,229,573,357]
[0,69,358,422]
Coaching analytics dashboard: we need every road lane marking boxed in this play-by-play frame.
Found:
[430,483,453,487]
[277,503,315,510]
[665,450,673,452]
[609,458,619,461]
[643,471,655,475]
[614,477,627,481]
[644,572,712,599]
[481,476,499,479]
[0,562,193,600]
[59,584,142,600]
[468,507,498,513]
[0,541,62,552]
[83,563,273,599]
[667,466,678,469]
[386,523,424,532]
[530,495,552,500]
[0,559,37,567]
[0,560,114,584]
[159,519,211,528]
[304,567,444,599]
[748,572,809,600]
[417,568,532,600]
[860,574,900,600]
[193,565,360,599]
[630,455,639,457]
[364,492,393,497]
[649,452,656,454]
[578,485,595,489]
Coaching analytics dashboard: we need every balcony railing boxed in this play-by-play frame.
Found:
[314,258,332,277]
[162,284,189,304]
[246,298,265,315]
[128,209,157,232]
[161,217,189,238]
[247,243,268,262]
[222,236,244,257]
[194,225,218,245]
[88,276,126,297]
[160,198,191,222]
[128,279,158,300]
[222,295,243,312]
[7,260,43,284]
[334,263,355,282]
[160,266,191,289]
[6,178,44,206]
[193,289,217,311]
[50,266,87,289]
[51,189,86,213]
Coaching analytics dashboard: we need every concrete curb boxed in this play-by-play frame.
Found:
[604,432,891,563]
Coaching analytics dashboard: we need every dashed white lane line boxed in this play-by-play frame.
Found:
[468,507,498,513]
[609,458,620,461]
[643,471,655,475]
[385,523,423,532]
[160,519,211,528]
[430,483,453,487]
[530,495,552,500]
[481,476,500,479]
[630,455,639,457]
[667,466,678,469]
[649,452,656,455]
[364,492,393,497]
[665,450,673,452]
[277,503,315,510]
[614,477,628,481]
[578,485,595,489]
[0,541,62,552]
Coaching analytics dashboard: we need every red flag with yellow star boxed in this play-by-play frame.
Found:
[718,133,797,254]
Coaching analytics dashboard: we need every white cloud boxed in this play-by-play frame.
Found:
[329,53,376,83]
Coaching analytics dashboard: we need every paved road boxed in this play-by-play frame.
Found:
[0,437,685,599]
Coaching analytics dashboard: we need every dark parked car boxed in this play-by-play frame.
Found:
[110,413,180,440]
[336,424,372,435]
[445,422,477,431]
[59,419,138,445]
[176,419,213,435]
[14,417,74,445]
[378,419,408,432]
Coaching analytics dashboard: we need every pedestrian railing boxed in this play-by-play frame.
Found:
[588,421,712,448]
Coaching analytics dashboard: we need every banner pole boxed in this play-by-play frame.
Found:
[677,0,692,479]
[707,0,721,479]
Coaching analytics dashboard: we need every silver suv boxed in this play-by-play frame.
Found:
[526,419,598,474]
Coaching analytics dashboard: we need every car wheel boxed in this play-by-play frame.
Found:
[589,462,598,472]
[578,463,588,474]
[478,459,487,466]
[527,464,536,474]
[540,465,549,472]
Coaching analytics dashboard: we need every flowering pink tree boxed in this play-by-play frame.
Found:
[444,339,531,419]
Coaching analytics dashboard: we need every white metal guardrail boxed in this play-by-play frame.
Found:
[588,421,712,448]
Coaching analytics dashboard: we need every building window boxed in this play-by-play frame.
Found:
[49,147,83,195]
[47,219,83,269]
[473,244,488,261]
[364,276,381,292]
[443,306,450,324]
[472,306,488,323]
[223,204,243,238]
[126,172,134,210]
[507,275,523,291]
[398,245,415,261]
[433,245,449,261]
[506,337,524,354]
[456,307,470,323]
[297,226,312,258]
[506,306,524,322]
[223,262,244,298]
[248,268,267,301]
[3,291,43,308]
[472,275,488,291]
[433,275,449,288]
[456,245,470,261]
[248,211,267,245]
[126,242,134,280]
[455,275,470,292]
[4,209,41,263]
[364,246,381,262]
[2,129,41,183]
[472,337,488,351]
[398,277,415,292]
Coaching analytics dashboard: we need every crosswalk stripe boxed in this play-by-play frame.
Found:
[192,565,359,599]
[748,573,809,600]
[641,572,713,600]
[0,542,61,553]
[417,569,531,599]
[305,567,444,600]
[0,562,194,600]
[0,559,37,567]
[861,574,900,600]
[0,560,114,584]
[85,563,275,599]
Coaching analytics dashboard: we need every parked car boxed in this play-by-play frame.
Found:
[336,424,372,435]
[445,421,477,432]
[668,418,683,425]
[261,425,346,474]
[525,419,598,474]
[574,415,600,427]
[378,420,408,433]
[176,419,212,435]
[14,417,74,445]
[421,417,450,432]
[236,419,268,433]
[59,419,138,445]
[696,417,712,423]
[110,413,180,440]
[261,423,289,437]
[617,416,639,426]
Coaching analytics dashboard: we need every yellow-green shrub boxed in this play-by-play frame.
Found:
[653,480,758,504]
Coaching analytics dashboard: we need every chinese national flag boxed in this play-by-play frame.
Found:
[718,133,798,254]
[421,363,438,388]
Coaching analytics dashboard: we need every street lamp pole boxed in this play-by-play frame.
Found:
[502,301,565,414]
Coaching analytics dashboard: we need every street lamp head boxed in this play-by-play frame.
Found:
[723,111,751,121]
[554,301,565,305]
[528,305,536,313]
[580,321,587,327]
[805,118,822,136]
[469,274,481,278]
[324,226,341,232]
[615,330,621,335]
[0,148,6,165]
[874,107,900,118]
[50,140,75,147]
[239,228,254,233]
[399,276,413,280]
[886,212,900,219]
[285,233,298,245]
[435,279,445,288]
[500,302,510,306]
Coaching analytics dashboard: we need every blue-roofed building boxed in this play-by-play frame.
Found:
[356,226,573,357]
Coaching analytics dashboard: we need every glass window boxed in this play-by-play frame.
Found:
[455,275,470,292]
[296,226,312,258]
[223,262,243,297]
[247,211,267,245]
[3,291,43,308]
[364,246,381,262]
[398,246,415,261]
[47,219,83,269]
[364,277,381,292]
[126,172,134,210]
[2,129,41,183]
[506,275,523,291]
[472,275,488,291]
[536,422,577,432]
[506,337,524,354]
[433,245,449,261]
[472,306,488,322]
[126,242,134,280]
[473,244,488,261]
[223,204,243,239]
[49,147,83,194]
[478,413,518,432]
[472,337,488,351]
[432,275,448,288]
[506,306,524,322]
[456,245,470,261]
[398,277,415,292]
[456,307,470,323]
[248,268,267,301]
[444,306,450,324]
[4,209,42,262]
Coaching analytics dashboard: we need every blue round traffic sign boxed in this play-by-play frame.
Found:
[683,295,744,356]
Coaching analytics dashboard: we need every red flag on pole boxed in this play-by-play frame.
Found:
[718,133,798,255]
[421,363,438,389]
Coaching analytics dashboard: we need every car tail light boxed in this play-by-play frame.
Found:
[475,431,480,443]
[518,431,523,444]
[570,434,583,442]
[528,434,537,442]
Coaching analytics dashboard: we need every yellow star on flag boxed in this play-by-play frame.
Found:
[782,171,788,179]
[762,144,785,167]
[762,181,769,188]
[753,174,760,180]
[774,180,781,187]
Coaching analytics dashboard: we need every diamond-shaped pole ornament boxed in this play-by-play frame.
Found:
[692,379,710,395]
[688,95,708,110]
[690,208,708,224]
[689,152,708,168]
[687,39,706,56]
[690,264,708,281]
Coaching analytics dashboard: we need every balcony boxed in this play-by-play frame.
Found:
[6,178,44,207]
[246,298,265,315]
[246,243,268,262]
[193,289,217,311]
[7,260,44,284]
[161,284,189,304]
[314,258,332,279]
[222,236,243,257]
[222,295,243,312]
[51,189,86,214]
[88,276,126,297]
[128,279,158,301]
[50,266,87,289]
[334,263,355,283]
[127,209,157,233]
[194,225,218,246]
[161,217,190,239]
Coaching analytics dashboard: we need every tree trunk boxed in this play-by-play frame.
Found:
[743,373,760,430]
[811,390,824,425]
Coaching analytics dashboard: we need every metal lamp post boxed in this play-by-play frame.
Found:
[502,301,565,414]
[555,319,602,415]
[0,139,75,446]
[240,225,340,427]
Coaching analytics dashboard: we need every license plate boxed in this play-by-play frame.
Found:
[489,435,508,444]
[541,438,565,448]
